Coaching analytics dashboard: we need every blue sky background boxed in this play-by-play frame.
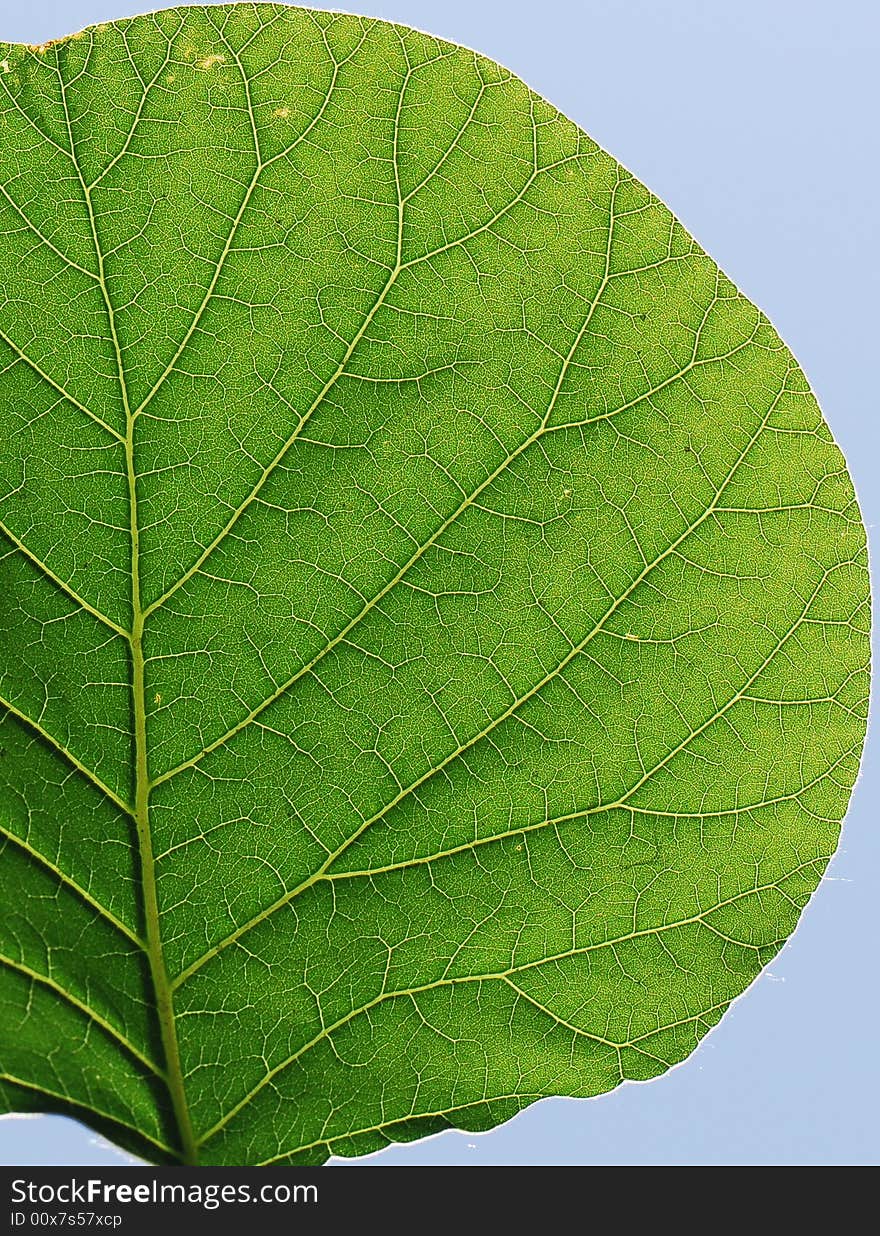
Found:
[0,0,876,1167]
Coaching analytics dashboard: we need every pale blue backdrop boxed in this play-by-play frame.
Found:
[0,0,876,1167]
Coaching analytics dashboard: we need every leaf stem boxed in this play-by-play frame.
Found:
[130,598,199,1165]
[57,51,201,1160]
[118,349,196,1161]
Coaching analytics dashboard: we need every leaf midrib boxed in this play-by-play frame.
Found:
[44,49,198,1166]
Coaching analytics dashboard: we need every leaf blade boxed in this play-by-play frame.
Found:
[0,4,870,1166]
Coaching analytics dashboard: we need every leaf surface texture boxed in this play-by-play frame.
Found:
[0,3,869,1165]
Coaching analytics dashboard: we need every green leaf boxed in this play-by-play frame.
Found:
[0,3,869,1167]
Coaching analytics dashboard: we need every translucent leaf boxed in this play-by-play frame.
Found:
[0,4,869,1165]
